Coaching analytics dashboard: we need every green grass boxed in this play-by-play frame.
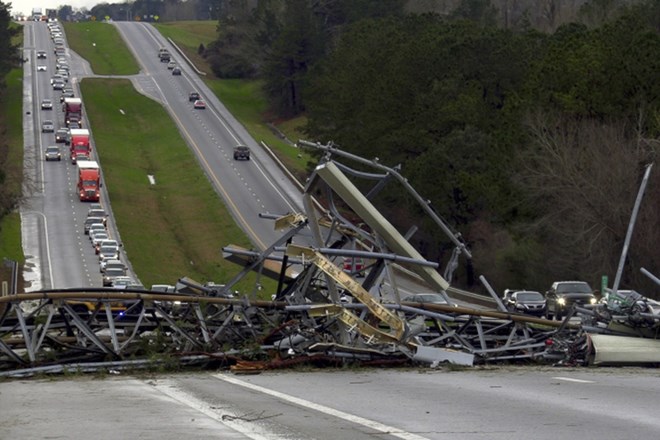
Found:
[153,21,217,76]
[63,22,139,75]
[80,78,274,296]
[0,66,26,266]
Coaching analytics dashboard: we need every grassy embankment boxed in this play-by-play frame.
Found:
[0,23,26,287]
[66,22,271,295]
[63,21,139,75]
[153,21,313,180]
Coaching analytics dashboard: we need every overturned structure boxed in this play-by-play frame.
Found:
[1,145,657,376]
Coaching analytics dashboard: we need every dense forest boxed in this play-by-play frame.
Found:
[204,0,659,295]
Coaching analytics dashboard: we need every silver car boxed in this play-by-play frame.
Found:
[44,145,62,161]
[41,120,55,133]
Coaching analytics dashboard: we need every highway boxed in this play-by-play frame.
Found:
[22,21,108,290]
[4,368,660,439]
[113,21,308,251]
[21,20,310,291]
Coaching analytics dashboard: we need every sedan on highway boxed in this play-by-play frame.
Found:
[41,120,55,133]
[172,67,182,76]
[193,99,206,109]
[401,293,448,305]
[502,290,546,316]
[84,217,104,235]
[87,208,108,225]
[103,268,128,287]
[90,231,109,249]
[41,99,53,110]
[55,128,69,144]
[37,65,47,71]
[44,145,62,161]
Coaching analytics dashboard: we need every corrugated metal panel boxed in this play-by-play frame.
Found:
[589,334,660,365]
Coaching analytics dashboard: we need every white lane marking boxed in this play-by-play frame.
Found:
[552,377,594,384]
[213,373,431,440]
[151,380,296,440]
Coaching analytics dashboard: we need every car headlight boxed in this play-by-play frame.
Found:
[590,297,597,304]
[557,298,566,306]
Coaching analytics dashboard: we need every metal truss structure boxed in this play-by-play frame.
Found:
[1,145,657,376]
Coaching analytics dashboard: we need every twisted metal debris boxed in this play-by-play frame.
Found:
[1,145,657,376]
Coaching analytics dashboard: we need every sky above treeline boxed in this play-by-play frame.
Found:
[10,0,99,17]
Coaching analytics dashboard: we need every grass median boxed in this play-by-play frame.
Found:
[81,78,272,295]
[64,22,139,75]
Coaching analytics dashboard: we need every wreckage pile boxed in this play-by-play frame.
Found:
[1,145,657,377]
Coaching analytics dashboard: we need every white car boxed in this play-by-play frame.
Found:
[101,258,125,274]
[37,65,47,71]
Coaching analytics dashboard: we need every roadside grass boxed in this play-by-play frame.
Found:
[153,21,217,76]
[63,22,139,75]
[0,66,26,268]
[80,78,273,296]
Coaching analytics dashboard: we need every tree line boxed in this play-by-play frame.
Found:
[206,0,659,295]
[0,1,21,221]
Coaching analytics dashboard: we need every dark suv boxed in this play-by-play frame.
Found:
[545,281,596,320]
[233,145,250,160]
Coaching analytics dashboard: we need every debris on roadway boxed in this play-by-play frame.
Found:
[1,145,657,377]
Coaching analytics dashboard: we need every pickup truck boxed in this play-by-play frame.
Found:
[545,281,597,320]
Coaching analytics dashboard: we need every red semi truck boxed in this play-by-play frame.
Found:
[69,128,91,163]
[63,97,82,127]
[77,160,101,202]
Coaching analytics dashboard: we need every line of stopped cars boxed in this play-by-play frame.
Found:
[83,205,136,288]
[502,281,598,319]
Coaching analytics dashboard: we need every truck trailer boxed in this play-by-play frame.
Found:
[69,128,91,163]
[63,97,83,127]
[77,160,101,202]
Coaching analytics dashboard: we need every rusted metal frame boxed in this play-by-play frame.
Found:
[322,184,379,249]
[223,225,305,296]
[233,306,260,339]
[472,341,548,356]
[211,309,242,341]
[191,303,211,344]
[14,302,36,362]
[474,319,488,351]
[101,302,122,352]
[32,305,58,355]
[60,303,116,355]
[151,305,205,349]
[0,337,25,365]
[479,275,508,312]
[299,141,471,259]
[119,306,150,351]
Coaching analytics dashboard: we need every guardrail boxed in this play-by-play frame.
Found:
[166,37,206,76]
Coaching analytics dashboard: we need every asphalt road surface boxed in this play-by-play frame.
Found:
[3,367,660,439]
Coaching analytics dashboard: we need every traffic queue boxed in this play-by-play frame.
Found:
[39,21,128,287]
